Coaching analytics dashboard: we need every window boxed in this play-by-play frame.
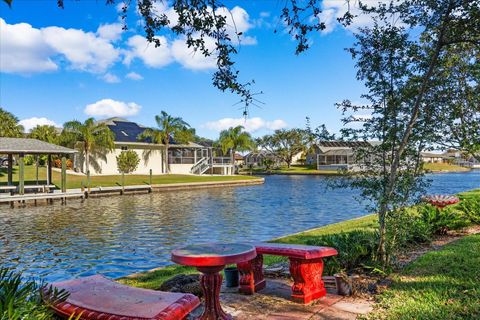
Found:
[121,146,128,151]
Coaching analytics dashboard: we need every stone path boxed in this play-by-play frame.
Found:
[188,277,373,319]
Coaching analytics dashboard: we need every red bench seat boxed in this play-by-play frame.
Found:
[237,243,338,304]
[48,275,200,320]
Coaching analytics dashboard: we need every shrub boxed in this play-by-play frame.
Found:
[419,204,471,235]
[53,159,73,169]
[117,150,140,174]
[456,197,480,224]
[0,268,68,320]
[306,230,378,275]
[38,155,47,166]
[23,155,35,166]
[386,207,433,249]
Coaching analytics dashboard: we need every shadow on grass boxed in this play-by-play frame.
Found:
[371,234,480,320]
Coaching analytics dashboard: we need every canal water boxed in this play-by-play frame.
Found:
[0,170,478,282]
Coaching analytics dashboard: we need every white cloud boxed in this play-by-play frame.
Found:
[42,26,119,73]
[203,117,287,133]
[0,18,120,75]
[0,18,58,74]
[102,72,121,83]
[124,33,217,71]
[97,23,124,41]
[216,6,257,45]
[116,1,127,13]
[124,35,172,68]
[19,117,60,132]
[125,72,143,80]
[84,99,141,117]
[150,1,179,27]
[171,35,218,70]
[320,0,393,34]
[2,5,256,75]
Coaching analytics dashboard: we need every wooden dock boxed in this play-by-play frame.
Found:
[84,185,152,197]
[0,192,85,207]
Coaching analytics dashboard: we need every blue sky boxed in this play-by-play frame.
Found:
[0,0,369,139]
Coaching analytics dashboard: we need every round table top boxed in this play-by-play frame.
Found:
[171,243,256,267]
[423,195,460,207]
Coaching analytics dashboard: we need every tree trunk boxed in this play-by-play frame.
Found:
[377,206,388,267]
[165,143,170,174]
[85,150,90,174]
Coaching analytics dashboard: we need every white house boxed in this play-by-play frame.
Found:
[420,152,448,163]
[81,118,234,176]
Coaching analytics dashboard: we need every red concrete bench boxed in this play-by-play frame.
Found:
[237,243,338,304]
[47,275,200,320]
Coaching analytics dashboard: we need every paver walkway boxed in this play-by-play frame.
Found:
[188,277,373,319]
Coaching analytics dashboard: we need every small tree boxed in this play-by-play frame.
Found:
[116,150,140,174]
[257,129,307,168]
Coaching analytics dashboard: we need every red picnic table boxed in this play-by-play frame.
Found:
[171,243,256,320]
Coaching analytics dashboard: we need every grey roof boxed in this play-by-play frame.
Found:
[317,141,376,148]
[0,138,77,154]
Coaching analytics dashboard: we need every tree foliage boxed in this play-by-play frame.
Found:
[29,125,58,144]
[337,0,480,265]
[138,111,191,173]
[257,128,307,168]
[116,150,140,174]
[63,118,115,174]
[217,125,254,156]
[434,43,480,161]
[0,108,24,138]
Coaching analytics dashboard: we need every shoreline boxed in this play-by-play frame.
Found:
[120,187,479,287]
[0,178,265,204]
[240,171,342,176]
[119,213,377,282]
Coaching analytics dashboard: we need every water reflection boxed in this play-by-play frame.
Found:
[0,171,478,282]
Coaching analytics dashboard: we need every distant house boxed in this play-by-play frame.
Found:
[244,151,283,168]
[234,153,245,166]
[291,151,305,165]
[445,149,480,168]
[82,118,234,176]
[306,141,379,171]
[420,152,449,164]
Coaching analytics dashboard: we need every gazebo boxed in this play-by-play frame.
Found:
[0,137,77,194]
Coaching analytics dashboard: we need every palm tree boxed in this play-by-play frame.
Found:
[0,108,24,137]
[138,111,191,173]
[217,126,254,159]
[63,118,115,174]
[29,125,58,144]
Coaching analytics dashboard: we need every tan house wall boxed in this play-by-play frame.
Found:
[86,145,165,176]
[169,164,194,175]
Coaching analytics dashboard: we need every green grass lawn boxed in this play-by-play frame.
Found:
[368,234,480,320]
[0,165,260,189]
[423,162,470,172]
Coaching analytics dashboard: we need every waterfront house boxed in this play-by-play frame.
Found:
[306,141,378,171]
[244,150,283,168]
[81,118,234,175]
[234,153,245,166]
[420,152,449,163]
